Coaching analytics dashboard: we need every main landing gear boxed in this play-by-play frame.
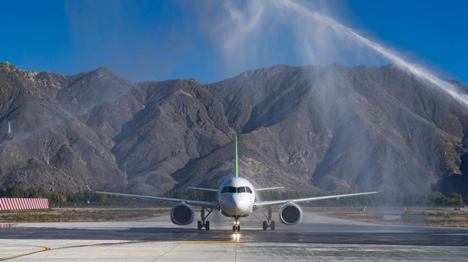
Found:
[233,218,241,232]
[261,207,275,231]
[197,207,213,230]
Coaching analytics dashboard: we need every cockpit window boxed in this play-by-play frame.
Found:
[221,186,253,194]
[222,187,236,193]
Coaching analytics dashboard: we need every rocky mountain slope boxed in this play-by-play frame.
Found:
[0,61,467,196]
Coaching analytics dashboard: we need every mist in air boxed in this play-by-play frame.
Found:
[196,0,464,104]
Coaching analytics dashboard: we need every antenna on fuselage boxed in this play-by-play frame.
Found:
[235,136,239,177]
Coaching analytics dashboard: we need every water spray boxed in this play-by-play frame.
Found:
[218,0,467,107]
[275,0,468,106]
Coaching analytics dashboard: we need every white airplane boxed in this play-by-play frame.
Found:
[87,137,378,232]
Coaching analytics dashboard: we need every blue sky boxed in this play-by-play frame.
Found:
[0,0,466,84]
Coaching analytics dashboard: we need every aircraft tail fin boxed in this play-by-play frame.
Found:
[235,136,239,177]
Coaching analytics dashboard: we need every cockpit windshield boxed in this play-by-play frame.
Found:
[221,186,236,193]
[221,186,253,194]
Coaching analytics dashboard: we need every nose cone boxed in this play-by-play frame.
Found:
[232,194,250,213]
[222,194,251,216]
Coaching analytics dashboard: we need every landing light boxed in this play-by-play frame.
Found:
[232,233,241,241]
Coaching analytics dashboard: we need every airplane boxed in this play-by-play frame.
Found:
[87,137,378,232]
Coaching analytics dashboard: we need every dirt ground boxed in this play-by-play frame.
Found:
[0,206,171,223]
[314,206,468,228]
[2,205,467,227]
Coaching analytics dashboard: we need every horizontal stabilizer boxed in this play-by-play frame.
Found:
[187,187,218,192]
[256,186,285,191]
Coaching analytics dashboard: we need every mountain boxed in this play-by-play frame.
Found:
[0,61,467,196]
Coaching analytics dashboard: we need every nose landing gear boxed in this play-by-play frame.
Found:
[261,207,275,230]
[233,218,241,232]
[197,207,212,230]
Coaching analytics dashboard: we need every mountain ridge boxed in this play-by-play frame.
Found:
[0,62,467,196]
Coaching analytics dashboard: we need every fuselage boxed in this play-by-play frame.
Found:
[217,177,255,217]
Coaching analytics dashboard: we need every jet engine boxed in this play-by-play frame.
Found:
[279,202,303,225]
[171,203,194,225]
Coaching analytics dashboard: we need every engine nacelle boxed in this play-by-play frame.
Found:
[279,202,303,225]
[171,203,194,225]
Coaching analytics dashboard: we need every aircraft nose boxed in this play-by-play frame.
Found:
[232,194,250,212]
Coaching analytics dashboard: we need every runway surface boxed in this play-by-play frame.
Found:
[1,210,468,261]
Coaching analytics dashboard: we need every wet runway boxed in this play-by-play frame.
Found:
[1,211,468,261]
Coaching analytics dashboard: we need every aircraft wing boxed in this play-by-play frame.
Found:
[254,191,379,207]
[87,186,220,210]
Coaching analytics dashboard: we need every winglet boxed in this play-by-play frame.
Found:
[86,185,95,193]
[235,136,239,177]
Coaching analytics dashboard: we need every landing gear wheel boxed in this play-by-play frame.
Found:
[198,207,213,230]
[238,225,241,232]
[262,207,275,231]
[262,220,275,230]
[233,225,236,232]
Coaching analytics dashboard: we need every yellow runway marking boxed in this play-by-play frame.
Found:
[0,246,50,261]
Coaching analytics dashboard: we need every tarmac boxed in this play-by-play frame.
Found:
[1,210,468,261]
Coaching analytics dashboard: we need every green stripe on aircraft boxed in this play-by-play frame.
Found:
[235,136,239,177]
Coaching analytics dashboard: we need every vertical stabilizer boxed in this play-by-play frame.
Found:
[235,136,239,177]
